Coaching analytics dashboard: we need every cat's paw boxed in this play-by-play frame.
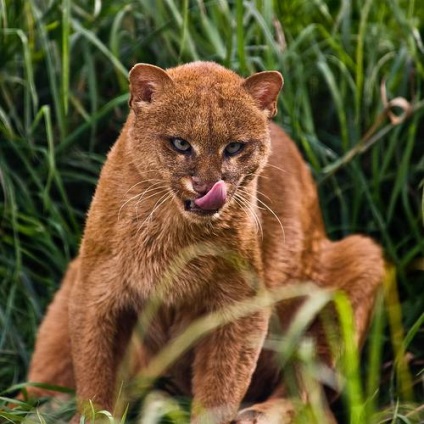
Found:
[232,399,295,424]
[232,408,266,423]
[69,414,81,424]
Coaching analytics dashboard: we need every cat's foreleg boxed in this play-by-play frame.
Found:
[190,311,269,424]
[68,277,138,423]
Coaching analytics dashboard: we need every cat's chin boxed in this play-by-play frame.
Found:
[183,199,221,222]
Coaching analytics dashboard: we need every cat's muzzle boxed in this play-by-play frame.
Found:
[184,180,227,216]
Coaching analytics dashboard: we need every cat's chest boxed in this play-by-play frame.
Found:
[119,228,213,301]
[120,225,255,307]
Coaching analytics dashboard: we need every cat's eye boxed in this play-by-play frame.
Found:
[170,137,191,153]
[225,142,244,156]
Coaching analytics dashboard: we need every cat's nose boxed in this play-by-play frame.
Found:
[192,177,215,195]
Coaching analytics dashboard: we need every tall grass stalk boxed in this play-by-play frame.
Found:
[1,0,423,422]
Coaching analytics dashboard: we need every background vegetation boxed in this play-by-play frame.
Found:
[0,0,423,422]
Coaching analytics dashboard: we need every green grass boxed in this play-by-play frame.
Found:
[1,0,424,422]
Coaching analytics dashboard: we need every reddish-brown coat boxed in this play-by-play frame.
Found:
[24,62,384,423]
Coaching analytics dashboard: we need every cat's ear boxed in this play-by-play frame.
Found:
[243,71,284,118]
[128,64,174,108]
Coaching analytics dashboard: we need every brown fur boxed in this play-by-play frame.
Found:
[24,62,385,423]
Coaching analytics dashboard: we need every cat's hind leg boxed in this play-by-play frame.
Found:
[313,235,385,355]
[234,383,337,424]
[22,259,78,399]
[234,384,295,424]
[233,235,384,423]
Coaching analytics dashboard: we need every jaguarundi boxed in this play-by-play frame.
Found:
[23,61,384,423]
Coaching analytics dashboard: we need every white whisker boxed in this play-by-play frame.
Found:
[237,187,285,243]
[233,193,263,240]
[118,191,144,221]
[137,191,173,233]
[135,184,169,205]
[255,188,273,203]
[134,186,169,219]
[255,197,285,243]
[124,178,162,196]
[266,163,288,174]
[118,181,168,221]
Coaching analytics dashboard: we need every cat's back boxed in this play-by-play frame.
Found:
[260,122,322,216]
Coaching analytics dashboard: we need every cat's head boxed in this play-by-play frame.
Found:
[127,61,283,223]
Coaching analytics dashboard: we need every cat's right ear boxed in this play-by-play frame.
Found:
[128,64,173,109]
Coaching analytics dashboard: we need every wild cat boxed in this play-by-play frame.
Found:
[24,62,384,423]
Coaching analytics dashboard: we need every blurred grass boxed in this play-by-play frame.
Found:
[1,0,424,422]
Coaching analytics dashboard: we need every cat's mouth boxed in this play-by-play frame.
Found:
[183,180,227,217]
[184,200,219,216]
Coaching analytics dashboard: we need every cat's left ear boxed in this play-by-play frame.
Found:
[243,71,284,118]
[128,63,174,108]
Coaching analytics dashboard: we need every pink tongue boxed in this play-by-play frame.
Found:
[194,180,227,211]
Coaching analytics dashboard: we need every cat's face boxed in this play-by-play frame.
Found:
[128,62,283,222]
